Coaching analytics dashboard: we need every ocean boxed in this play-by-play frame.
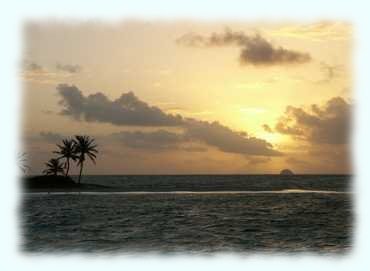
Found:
[21,175,353,254]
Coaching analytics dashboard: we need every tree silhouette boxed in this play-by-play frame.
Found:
[18,152,30,174]
[54,139,78,177]
[43,158,64,176]
[73,135,98,184]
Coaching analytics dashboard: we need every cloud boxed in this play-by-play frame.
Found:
[274,96,350,145]
[239,35,311,66]
[41,109,55,114]
[183,119,281,156]
[269,22,351,42]
[39,131,64,143]
[56,63,82,73]
[284,144,351,174]
[109,122,281,156]
[262,124,273,133]
[35,129,207,154]
[181,146,208,152]
[57,84,184,126]
[23,61,81,74]
[56,84,281,157]
[314,62,343,84]
[176,29,311,66]
[111,130,185,151]
[24,61,43,71]
[285,157,307,166]
[247,157,271,166]
[275,121,304,136]
[22,61,72,85]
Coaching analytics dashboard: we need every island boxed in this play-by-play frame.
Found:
[22,175,111,192]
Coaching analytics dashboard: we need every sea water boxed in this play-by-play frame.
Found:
[21,175,352,254]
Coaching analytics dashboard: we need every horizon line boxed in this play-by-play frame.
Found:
[24,173,353,176]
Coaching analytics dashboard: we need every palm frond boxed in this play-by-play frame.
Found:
[73,135,98,165]
[43,158,64,176]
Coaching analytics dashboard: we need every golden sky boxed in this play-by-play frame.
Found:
[22,20,352,174]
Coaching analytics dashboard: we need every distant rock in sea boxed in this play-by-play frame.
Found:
[280,169,294,175]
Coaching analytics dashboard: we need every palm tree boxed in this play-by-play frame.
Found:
[18,152,30,174]
[43,158,64,176]
[54,139,78,177]
[73,135,98,185]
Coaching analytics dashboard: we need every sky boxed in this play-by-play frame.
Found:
[21,20,352,174]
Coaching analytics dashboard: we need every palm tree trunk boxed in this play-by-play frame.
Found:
[65,158,70,177]
[78,161,84,185]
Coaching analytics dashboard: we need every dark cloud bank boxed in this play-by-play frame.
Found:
[183,119,279,156]
[57,84,183,126]
[56,84,281,157]
[176,29,311,66]
[273,96,350,145]
[263,96,351,172]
